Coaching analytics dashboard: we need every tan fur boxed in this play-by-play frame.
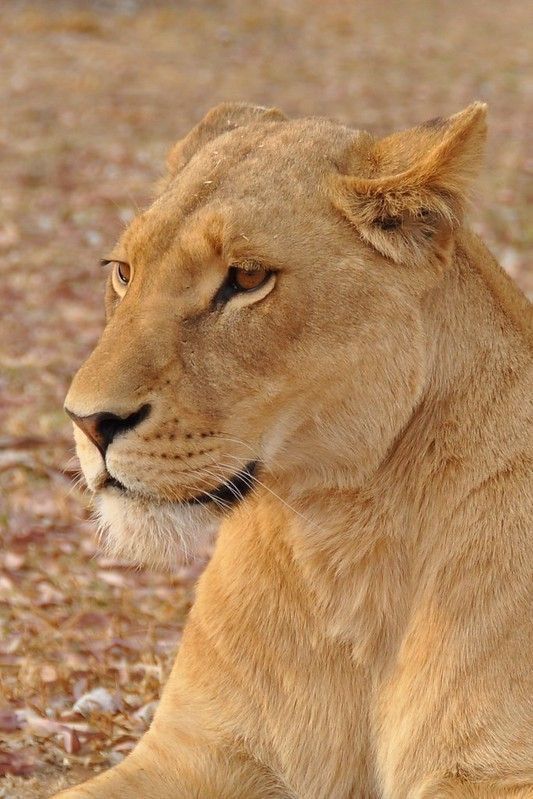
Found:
[55,103,532,798]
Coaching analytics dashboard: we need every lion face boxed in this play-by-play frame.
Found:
[65,102,486,567]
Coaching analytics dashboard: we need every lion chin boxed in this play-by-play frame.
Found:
[95,491,219,570]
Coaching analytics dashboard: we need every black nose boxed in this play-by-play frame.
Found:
[65,404,151,458]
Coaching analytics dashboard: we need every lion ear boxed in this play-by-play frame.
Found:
[166,102,286,177]
[334,102,487,265]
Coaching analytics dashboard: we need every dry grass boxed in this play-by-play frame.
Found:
[0,1,531,796]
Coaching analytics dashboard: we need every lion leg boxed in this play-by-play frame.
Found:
[411,776,533,798]
[50,727,288,799]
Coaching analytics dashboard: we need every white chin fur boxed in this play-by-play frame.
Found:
[95,491,220,570]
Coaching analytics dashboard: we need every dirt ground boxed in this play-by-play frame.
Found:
[0,1,531,796]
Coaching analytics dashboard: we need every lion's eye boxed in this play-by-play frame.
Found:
[213,262,275,307]
[229,265,270,292]
[115,262,131,285]
[109,261,132,297]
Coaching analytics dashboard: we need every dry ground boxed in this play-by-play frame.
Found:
[0,1,531,796]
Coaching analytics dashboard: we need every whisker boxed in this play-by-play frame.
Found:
[211,433,260,459]
[201,466,245,503]
[209,433,274,474]
[160,470,234,513]
[214,460,314,528]
[210,443,274,477]
[193,469,239,510]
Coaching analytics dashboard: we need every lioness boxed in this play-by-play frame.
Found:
[56,103,532,798]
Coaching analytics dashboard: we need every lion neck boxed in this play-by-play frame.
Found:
[254,227,531,666]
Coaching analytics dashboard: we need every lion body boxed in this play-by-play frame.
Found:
[56,104,532,798]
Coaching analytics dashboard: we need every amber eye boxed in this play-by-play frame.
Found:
[230,265,270,292]
[213,263,275,306]
[114,262,131,286]
[108,261,132,298]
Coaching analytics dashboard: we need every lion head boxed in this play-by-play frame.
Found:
[65,101,486,568]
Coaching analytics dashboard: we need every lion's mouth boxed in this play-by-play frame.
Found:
[103,461,258,510]
[103,475,128,492]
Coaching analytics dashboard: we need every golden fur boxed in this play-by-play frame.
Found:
[55,103,532,798]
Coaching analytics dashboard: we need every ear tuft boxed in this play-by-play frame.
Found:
[334,103,488,265]
[166,102,286,178]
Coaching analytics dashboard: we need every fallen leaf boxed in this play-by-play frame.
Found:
[0,747,36,777]
[3,551,25,570]
[134,700,158,727]
[0,707,23,732]
[62,727,81,754]
[40,664,58,683]
[72,687,121,716]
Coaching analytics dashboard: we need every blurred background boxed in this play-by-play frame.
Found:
[0,1,531,795]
